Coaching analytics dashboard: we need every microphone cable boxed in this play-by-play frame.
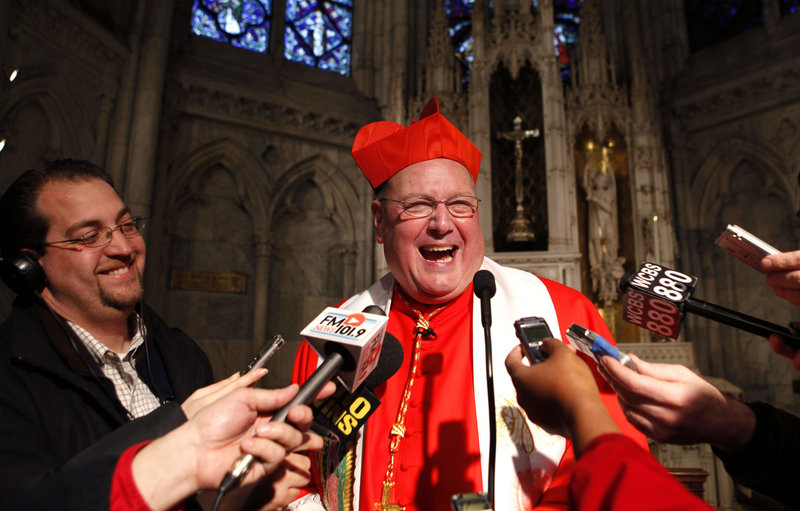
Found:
[473,270,497,508]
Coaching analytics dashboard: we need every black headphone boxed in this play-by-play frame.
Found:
[0,249,166,407]
[0,250,46,295]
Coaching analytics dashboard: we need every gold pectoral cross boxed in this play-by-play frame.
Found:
[375,481,405,511]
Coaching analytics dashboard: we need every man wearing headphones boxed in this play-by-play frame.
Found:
[0,159,216,507]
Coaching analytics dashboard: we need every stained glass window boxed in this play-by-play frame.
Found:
[444,1,583,85]
[553,0,583,82]
[284,0,353,76]
[781,0,799,15]
[445,0,478,87]
[191,0,271,53]
[684,0,763,52]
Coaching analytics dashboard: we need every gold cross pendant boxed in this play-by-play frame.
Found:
[374,481,405,511]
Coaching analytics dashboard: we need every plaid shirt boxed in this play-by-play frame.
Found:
[67,316,161,419]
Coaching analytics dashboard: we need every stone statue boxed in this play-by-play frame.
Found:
[583,144,625,306]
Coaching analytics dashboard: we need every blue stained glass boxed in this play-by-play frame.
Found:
[444,0,479,87]
[191,0,271,53]
[192,8,228,42]
[684,0,763,52]
[553,0,583,81]
[444,0,582,85]
[284,0,353,76]
[445,0,477,18]
[231,25,269,52]
[780,0,799,15]
[455,36,474,66]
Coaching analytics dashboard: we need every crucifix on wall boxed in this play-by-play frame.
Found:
[497,115,540,242]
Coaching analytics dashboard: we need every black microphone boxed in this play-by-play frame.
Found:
[620,261,800,348]
[310,333,403,448]
[215,305,389,503]
[471,270,496,509]
[474,269,496,328]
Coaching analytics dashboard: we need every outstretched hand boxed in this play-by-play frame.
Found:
[599,354,755,451]
[132,381,335,511]
[181,368,269,420]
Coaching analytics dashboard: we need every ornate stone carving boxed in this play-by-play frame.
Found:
[672,65,800,127]
[485,4,539,80]
[176,84,361,143]
[619,341,697,369]
[19,3,124,72]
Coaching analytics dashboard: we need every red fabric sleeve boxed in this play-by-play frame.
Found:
[571,434,713,511]
[110,441,153,511]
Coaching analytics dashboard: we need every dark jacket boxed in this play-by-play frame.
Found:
[714,401,800,509]
[0,297,213,509]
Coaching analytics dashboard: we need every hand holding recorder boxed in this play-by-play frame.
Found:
[715,226,800,362]
[505,338,620,457]
[763,250,800,308]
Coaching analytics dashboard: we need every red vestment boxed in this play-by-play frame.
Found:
[293,275,647,510]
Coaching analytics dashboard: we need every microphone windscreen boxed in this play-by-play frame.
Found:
[619,273,633,292]
[473,270,496,299]
[362,305,386,316]
[362,333,403,389]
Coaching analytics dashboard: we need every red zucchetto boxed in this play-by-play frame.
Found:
[351,97,482,189]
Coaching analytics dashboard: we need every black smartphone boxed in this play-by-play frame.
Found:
[513,316,552,364]
[240,334,285,375]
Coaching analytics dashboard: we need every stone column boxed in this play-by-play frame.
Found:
[763,0,780,33]
[539,2,576,253]
[106,0,146,186]
[252,233,272,354]
[123,0,174,219]
[94,94,115,166]
[469,4,494,249]
[342,243,357,298]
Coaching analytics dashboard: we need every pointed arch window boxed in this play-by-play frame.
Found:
[444,0,477,86]
[283,0,353,76]
[553,0,583,81]
[190,1,353,76]
[191,0,272,53]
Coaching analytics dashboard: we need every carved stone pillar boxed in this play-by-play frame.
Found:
[123,0,174,218]
[94,94,115,165]
[106,0,145,185]
[469,4,493,249]
[253,232,272,355]
[342,242,358,298]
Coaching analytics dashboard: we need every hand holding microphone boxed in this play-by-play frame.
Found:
[215,305,389,506]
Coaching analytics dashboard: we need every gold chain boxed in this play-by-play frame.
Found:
[375,290,445,511]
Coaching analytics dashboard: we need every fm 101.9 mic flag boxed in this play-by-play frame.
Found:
[215,305,389,509]
[620,261,800,348]
[310,332,403,451]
